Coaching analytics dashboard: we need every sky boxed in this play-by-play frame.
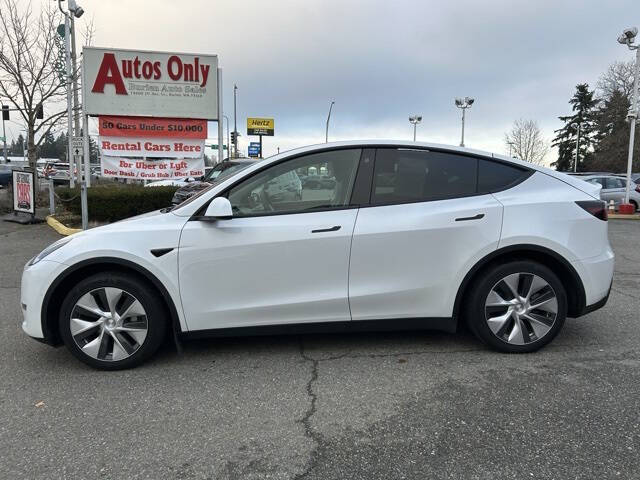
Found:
[14,0,640,163]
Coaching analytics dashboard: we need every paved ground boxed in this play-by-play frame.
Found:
[1,219,639,480]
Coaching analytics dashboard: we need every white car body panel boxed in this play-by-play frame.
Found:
[349,195,503,320]
[178,209,358,330]
[20,140,615,347]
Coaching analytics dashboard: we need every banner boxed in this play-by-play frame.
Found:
[99,136,205,158]
[12,170,35,214]
[83,47,218,119]
[101,156,205,180]
[98,116,207,139]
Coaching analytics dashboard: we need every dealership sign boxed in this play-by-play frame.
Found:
[12,170,35,214]
[98,116,207,139]
[101,156,205,180]
[99,137,204,158]
[83,47,218,119]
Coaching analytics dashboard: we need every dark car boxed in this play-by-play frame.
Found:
[300,174,336,190]
[172,158,256,205]
[0,164,12,187]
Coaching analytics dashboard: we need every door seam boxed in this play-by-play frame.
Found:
[346,208,360,321]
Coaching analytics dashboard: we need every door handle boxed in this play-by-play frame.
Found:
[311,225,341,233]
[455,213,485,222]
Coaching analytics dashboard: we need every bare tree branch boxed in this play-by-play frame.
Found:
[597,61,636,101]
[0,0,66,169]
[504,119,549,165]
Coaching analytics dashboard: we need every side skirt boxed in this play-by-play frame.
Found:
[179,317,457,341]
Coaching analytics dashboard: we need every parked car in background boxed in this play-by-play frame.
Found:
[615,173,640,185]
[171,158,256,204]
[0,164,12,187]
[21,141,614,369]
[40,162,73,185]
[572,174,640,211]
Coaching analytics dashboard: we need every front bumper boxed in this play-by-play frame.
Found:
[21,259,68,341]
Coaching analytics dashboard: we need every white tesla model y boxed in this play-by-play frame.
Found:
[21,141,614,369]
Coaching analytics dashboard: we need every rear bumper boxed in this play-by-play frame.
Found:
[571,247,615,317]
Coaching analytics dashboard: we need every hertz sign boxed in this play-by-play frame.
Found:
[247,118,274,136]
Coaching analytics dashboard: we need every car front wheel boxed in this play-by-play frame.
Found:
[466,260,567,353]
[59,272,167,370]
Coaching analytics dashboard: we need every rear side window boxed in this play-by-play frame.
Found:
[372,149,477,204]
[477,159,529,193]
[605,177,625,189]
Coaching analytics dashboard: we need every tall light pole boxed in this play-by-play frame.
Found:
[58,0,74,188]
[325,101,335,143]
[223,115,230,161]
[573,121,581,173]
[508,141,515,157]
[1,101,7,162]
[618,27,640,207]
[409,115,422,141]
[69,0,83,184]
[455,97,474,147]
[233,84,238,158]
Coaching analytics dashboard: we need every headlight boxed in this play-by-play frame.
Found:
[28,237,74,266]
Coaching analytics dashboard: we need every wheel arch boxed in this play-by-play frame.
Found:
[453,244,586,321]
[41,257,182,347]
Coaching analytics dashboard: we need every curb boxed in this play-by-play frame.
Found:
[609,213,640,220]
[46,215,82,236]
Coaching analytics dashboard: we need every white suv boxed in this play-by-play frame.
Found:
[21,141,614,369]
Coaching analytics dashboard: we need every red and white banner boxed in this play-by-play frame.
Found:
[101,156,205,180]
[98,116,207,139]
[99,136,205,158]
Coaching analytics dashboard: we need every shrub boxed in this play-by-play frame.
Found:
[56,184,179,222]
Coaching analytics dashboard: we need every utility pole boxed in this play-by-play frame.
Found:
[1,102,7,162]
[616,28,639,206]
[325,101,335,143]
[573,122,581,173]
[59,1,74,188]
[455,97,475,147]
[233,84,238,158]
[70,9,80,184]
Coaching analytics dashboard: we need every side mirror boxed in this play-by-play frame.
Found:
[203,197,233,220]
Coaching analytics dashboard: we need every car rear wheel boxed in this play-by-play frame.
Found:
[466,260,567,353]
[59,272,167,370]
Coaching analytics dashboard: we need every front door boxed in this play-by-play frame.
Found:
[178,148,362,331]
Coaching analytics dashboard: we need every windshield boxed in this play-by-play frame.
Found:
[203,161,254,182]
[171,161,255,211]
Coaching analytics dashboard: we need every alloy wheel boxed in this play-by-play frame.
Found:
[69,287,148,361]
[484,272,558,345]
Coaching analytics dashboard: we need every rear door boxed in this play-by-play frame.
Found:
[348,148,528,321]
[604,177,626,206]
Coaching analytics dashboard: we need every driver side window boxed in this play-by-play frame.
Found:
[228,149,361,216]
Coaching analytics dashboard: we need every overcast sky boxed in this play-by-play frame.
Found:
[20,0,640,161]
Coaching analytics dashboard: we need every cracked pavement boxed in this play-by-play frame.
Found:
[1,219,639,479]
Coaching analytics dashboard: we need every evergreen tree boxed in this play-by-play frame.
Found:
[551,84,599,171]
[590,90,640,172]
[12,134,24,156]
[38,131,57,158]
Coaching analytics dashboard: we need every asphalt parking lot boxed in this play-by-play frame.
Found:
[1,219,639,480]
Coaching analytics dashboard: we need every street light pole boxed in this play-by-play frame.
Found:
[618,27,640,206]
[233,84,238,158]
[1,102,7,162]
[574,122,581,173]
[408,115,422,141]
[455,97,475,147]
[223,115,230,160]
[325,101,335,143]
[58,1,74,188]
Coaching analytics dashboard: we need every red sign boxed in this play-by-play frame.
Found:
[98,116,207,139]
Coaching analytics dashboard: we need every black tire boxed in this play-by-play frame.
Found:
[59,271,167,370]
[630,200,638,213]
[465,260,567,353]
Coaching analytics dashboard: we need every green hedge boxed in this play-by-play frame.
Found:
[56,184,179,222]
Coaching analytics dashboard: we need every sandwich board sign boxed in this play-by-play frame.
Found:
[12,169,35,214]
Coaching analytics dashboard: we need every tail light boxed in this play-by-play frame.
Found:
[576,200,608,221]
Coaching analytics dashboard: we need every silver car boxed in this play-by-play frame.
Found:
[575,174,640,212]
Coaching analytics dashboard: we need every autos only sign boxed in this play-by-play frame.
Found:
[83,47,218,119]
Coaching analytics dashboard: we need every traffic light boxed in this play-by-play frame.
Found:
[35,103,43,120]
[1,105,8,121]
[230,131,237,144]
